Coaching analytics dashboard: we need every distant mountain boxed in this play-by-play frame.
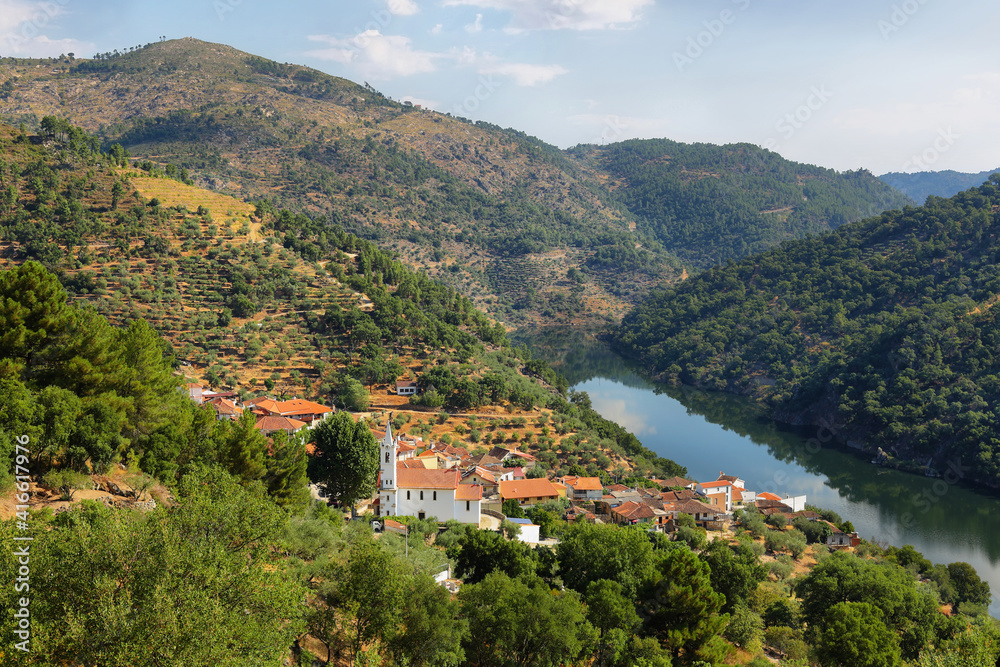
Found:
[879,168,1000,204]
[0,38,911,326]
[611,177,1000,486]
[577,139,913,268]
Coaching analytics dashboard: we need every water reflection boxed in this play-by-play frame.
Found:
[519,329,1000,615]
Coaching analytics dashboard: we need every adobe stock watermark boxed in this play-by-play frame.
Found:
[761,85,834,153]
[878,0,931,39]
[12,435,33,653]
[5,0,71,52]
[899,127,959,172]
[452,75,501,118]
[673,0,751,73]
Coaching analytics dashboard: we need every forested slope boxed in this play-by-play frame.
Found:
[880,168,1000,205]
[1,39,912,330]
[579,139,912,267]
[612,178,1000,485]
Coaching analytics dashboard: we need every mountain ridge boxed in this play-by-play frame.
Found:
[0,38,910,330]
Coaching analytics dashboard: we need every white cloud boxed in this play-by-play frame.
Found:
[480,61,567,86]
[836,72,1000,138]
[441,0,653,31]
[306,31,439,78]
[457,48,568,86]
[0,0,93,57]
[465,13,484,33]
[385,0,418,16]
[430,23,443,34]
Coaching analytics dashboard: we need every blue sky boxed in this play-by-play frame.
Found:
[2,0,999,174]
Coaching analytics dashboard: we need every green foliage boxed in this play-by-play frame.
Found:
[557,522,660,599]
[815,602,902,667]
[612,178,1000,484]
[643,547,729,666]
[595,138,911,267]
[6,467,305,665]
[459,571,597,667]
[502,498,525,519]
[723,603,764,653]
[700,539,768,612]
[795,551,941,660]
[308,411,379,508]
[450,526,536,584]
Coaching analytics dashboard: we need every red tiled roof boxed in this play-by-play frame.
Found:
[758,492,782,501]
[274,398,333,416]
[455,484,482,501]
[255,415,307,433]
[657,476,694,488]
[463,467,496,484]
[208,397,243,416]
[700,480,732,489]
[397,468,460,490]
[400,459,427,469]
[568,476,603,491]
[499,478,559,500]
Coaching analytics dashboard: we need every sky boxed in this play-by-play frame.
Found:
[1,0,999,175]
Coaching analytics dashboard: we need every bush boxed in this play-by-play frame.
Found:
[42,469,90,501]
[724,604,764,652]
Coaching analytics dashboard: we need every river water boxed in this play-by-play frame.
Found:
[519,331,1000,615]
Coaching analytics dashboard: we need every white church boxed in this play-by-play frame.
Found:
[377,420,482,524]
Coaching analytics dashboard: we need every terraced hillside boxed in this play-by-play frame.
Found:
[0,39,912,332]
[0,120,687,480]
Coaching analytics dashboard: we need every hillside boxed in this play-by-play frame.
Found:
[0,118,687,483]
[575,139,913,267]
[0,40,674,330]
[611,179,1000,486]
[0,39,910,330]
[880,167,1000,204]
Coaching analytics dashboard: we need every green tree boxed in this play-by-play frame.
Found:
[816,602,902,667]
[700,539,768,612]
[557,522,659,599]
[265,430,310,509]
[459,571,596,667]
[450,526,536,585]
[218,410,268,483]
[795,551,939,660]
[502,498,525,518]
[11,467,305,666]
[644,547,729,666]
[338,376,370,411]
[387,573,467,667]
[308,411,379,510]
[947,562,991,607]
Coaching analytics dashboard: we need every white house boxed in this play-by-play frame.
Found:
[697,480,734,512]
[378,420,481,524]
[508,518,541,544]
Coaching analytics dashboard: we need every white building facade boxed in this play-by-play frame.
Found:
[378,421,481,524]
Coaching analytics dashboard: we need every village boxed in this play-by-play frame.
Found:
[184,380,863,553]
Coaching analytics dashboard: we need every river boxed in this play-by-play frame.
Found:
[517,331,1000,616]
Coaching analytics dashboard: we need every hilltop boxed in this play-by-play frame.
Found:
[611,178,1000,487]
[880,167,1000,205]
[0,38,908,330]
